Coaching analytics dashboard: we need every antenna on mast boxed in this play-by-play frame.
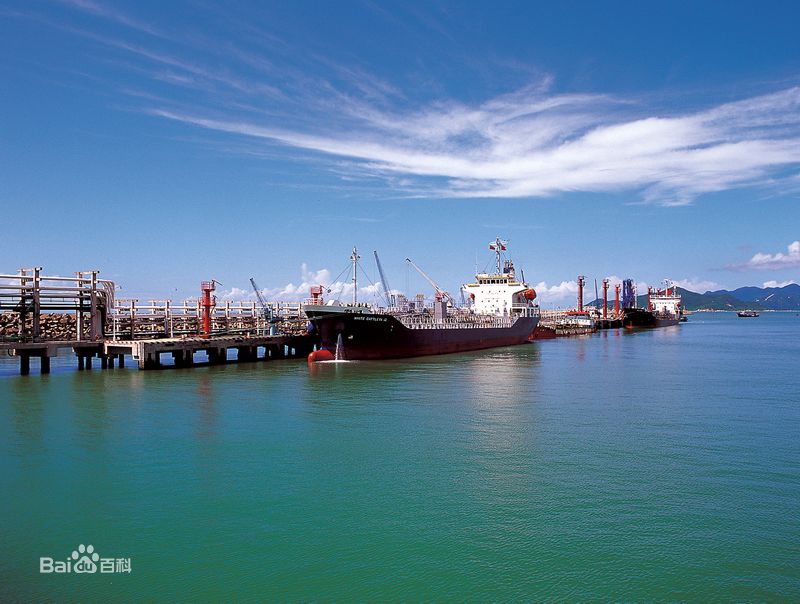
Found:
[351,247,360,305]
[488,237,508,274]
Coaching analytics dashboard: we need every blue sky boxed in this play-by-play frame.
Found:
[2,0,800,306]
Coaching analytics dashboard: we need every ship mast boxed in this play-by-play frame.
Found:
[490,237,508,274]
[351,246,360,305]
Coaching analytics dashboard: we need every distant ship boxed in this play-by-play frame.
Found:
[737,310,760,317]
[621,279,682,328]
[305,239,540,360]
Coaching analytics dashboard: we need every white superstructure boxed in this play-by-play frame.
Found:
[463,238,538,317]
[649,280,682,317]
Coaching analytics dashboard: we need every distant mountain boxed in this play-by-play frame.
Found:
[706,284,800,310]
[671,287,757,311]
[588,283,800,311]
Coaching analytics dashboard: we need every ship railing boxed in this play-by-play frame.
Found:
[396,315,518,330]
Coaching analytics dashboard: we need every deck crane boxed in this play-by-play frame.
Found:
[249,277,274,325]
[373,250,394,307]
[405,258,455,305]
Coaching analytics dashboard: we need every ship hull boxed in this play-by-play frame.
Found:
[623,308,680,329]
[654,317,680,327]
[306,309,539,360]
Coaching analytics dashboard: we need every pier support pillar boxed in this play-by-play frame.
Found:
[118,354,125,368]
[208,348,226,365]
[108,355,115,369]
[20,354,30,376]
[236,346,256,362]
[172,350,194,368]
[100,355,108,369]
[141,353,160,370]
[85,355,92,370]
[41,355,50,374]
[77,355,85,370]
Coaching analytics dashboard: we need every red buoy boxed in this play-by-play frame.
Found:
[308,349,335,364]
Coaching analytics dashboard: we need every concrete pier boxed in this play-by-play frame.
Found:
[103,334,316,370]
[1,265,318,375]
[2,342,63,375]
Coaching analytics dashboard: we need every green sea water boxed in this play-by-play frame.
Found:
[1,312,799,601]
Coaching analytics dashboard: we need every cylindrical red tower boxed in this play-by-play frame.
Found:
[602,279,609,319]
[200,281,216,337]
[614,284,620,317]
[577,275,585,313]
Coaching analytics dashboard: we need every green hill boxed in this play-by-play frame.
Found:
[672,287,760,311]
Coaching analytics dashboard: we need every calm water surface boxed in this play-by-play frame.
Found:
[1,313,799,601]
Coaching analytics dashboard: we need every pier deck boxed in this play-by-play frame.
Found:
[1,266,319,374]
[1,334,317,373]
[106,334,316,369]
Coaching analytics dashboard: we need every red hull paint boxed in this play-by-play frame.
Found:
[529,325,557,340]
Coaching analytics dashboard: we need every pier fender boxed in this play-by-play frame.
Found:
[308,349,335,364]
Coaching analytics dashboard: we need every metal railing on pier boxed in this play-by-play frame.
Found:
[0,268,112,342]
[0,266,313,343]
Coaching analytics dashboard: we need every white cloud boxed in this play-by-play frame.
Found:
[671,278,719,293]
[218,263,387,303]
[731,240,800,270]
[532,280,579,306]
[148,85,800,206]
[219,286,251,301]
[35,3,800,206]
[763,279,797,288]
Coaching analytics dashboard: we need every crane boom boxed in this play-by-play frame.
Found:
[373,250,393,306]
[249,277,272,321]
[405,258,454,304]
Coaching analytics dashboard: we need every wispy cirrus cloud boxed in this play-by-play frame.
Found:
[147,85,800,206]
[728,240,800,271]
[21,2,800,206]
[56,0,163,37]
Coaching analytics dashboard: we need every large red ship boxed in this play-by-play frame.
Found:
[305,239,540,360]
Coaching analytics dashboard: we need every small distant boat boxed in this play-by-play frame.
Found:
[737,310,760,318]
